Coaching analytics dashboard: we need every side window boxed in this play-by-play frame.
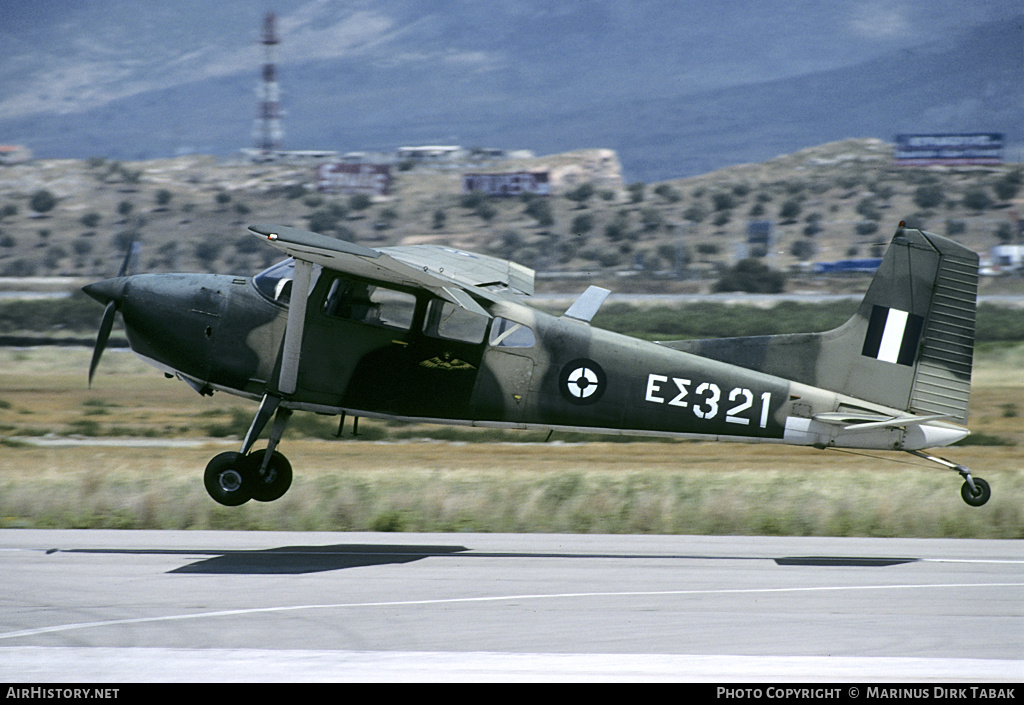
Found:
[423,299,488,344]
[489,317,536,348]
[322,277,416,331]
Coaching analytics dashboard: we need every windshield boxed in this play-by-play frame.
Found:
[253,258,295,305]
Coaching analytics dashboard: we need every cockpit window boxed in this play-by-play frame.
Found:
[322,275,416,331]
[253,258,295,305]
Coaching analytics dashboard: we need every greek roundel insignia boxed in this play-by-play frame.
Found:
[559,358,606,405]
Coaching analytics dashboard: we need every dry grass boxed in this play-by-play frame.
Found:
[1,441,1020,537]
[0,346,1022,537]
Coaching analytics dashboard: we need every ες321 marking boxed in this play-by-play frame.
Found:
[644,374,772,428]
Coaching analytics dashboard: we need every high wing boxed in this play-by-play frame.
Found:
[248,224,533,316]
[381,244,534,296]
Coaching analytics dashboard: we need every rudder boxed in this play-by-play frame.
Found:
[902,230,978,422]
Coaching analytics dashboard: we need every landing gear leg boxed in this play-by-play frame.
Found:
[247,405,293,502]
[240,394,280,456]
[906,450,991,507]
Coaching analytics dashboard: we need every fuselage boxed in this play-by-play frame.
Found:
[92,264,968,452]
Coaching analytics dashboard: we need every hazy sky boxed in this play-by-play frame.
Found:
[1,0,1019,119]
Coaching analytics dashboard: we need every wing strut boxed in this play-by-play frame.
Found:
[237,259,313,458]
[277,258,314,396]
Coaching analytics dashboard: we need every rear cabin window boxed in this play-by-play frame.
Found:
[489,317,536,348]
[423,299,488,344]
[322,276,416,331]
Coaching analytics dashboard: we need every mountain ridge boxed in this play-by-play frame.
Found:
[0,3,1020,181]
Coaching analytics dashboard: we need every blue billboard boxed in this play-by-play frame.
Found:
[894,133,1004,166]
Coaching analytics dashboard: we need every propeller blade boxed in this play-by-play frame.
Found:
[88,300,117,387]
[85,238,139,386]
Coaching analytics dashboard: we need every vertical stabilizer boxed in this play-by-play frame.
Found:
[818,226,978,422]
[657,226,979,423]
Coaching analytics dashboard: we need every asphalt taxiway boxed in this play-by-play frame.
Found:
[1,530,1021,681]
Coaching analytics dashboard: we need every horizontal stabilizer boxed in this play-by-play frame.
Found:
[813,412,953,432]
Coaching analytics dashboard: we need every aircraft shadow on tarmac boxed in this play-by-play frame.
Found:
[56,544,469,574]
[58,545,918,575]
[773,557,917,567]
[169,544,473,574]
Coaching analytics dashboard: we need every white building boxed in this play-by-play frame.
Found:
[0,145,32,165]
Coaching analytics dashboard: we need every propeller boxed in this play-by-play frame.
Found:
[84,239,139,386]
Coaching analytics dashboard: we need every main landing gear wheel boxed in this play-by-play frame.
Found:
[204,451,252,506]
[207,395,296,506]
[960,477,991,507]
[247,449,292,502]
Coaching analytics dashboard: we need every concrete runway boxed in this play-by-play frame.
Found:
[1,530,1021,682]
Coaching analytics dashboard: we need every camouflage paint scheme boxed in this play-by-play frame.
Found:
[84,223,988,506]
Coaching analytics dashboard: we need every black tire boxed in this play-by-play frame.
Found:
[246,449,293,502]
[960,477,991,507]
[204,451,252,506]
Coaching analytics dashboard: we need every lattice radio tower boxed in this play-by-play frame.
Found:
[254,12,284,153]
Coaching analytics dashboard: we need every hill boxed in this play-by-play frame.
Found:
[0,139,1021,296]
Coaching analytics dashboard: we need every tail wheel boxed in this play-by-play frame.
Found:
[204,451,252,506]
[960,477,991,507]
[246,449,293,502]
